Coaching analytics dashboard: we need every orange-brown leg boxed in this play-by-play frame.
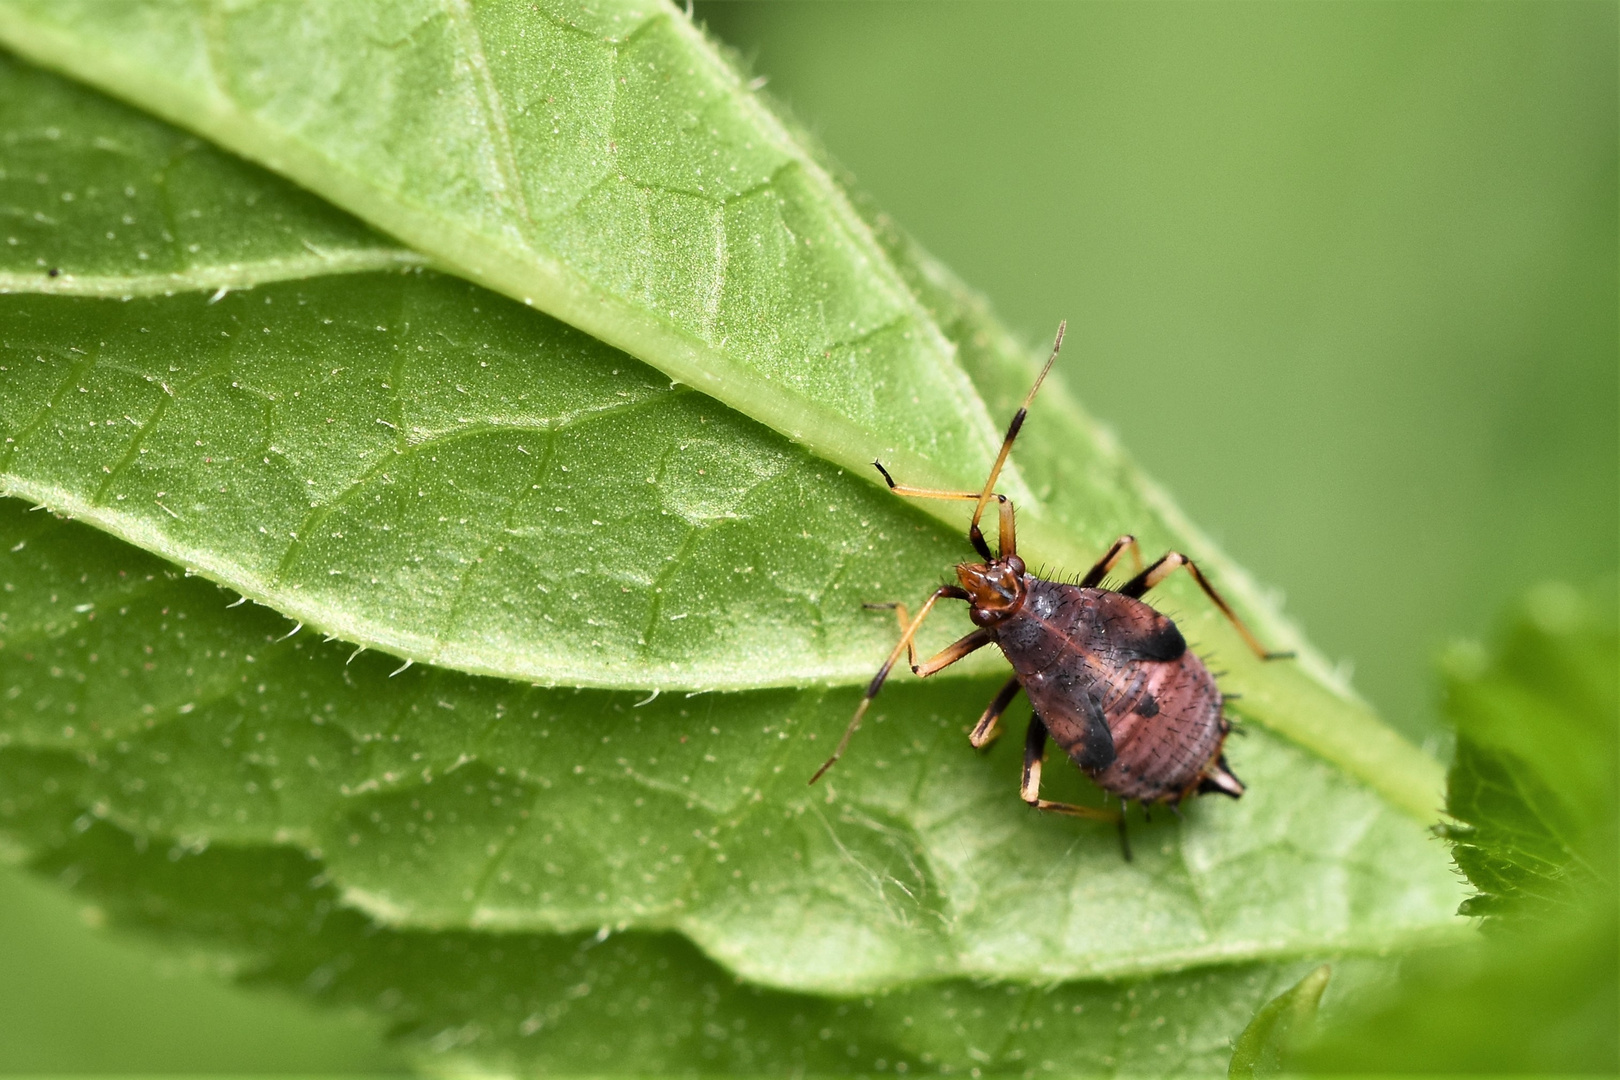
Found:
[1120,552,1294,661]
[879,602,1008,743]
[810,585,973,784]
[1079,534,1145,588]
[913,629,992,676]
[969,676,1023,749]
[1020,715,1120,825]
[876,601,992,675]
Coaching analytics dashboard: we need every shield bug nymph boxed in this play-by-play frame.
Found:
[809,322,1293,858]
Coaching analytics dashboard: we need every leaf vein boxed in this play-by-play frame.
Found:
[440,0,534,232]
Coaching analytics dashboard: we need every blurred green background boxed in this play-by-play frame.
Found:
[2,2,1614,1071]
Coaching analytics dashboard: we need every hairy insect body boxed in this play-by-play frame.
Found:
[996,580,1240,804]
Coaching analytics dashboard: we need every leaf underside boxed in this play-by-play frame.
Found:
[1,500,1461,995]
[0,41,1441,814]
[0,6,1466,1073]
[25,814,1401,1078]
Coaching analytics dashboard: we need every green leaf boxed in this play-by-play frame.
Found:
[1227,964,1329,1078]
[16,814,1394,1077]
[0,16,1469,1073]
[0,0,1019,529]
[0,499,1463,996]
[1440,581,1619,920]
[0,54,981,690]
[0,0,1066,662]
[0,54,421,295]
[0,41,1439,815]
[1296,582,1619,1072]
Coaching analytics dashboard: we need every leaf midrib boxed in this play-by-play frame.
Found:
[0,251,1450,822]
[0,249,428,297]
[0,10,1043,536]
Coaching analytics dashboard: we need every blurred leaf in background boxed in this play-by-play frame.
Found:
[1297,580,1618,1072]
[1227,963,1331,1079]
[0,863,403,1072]
[1443,582,1619,922]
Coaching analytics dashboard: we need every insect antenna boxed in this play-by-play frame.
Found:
[967,321,1065,556]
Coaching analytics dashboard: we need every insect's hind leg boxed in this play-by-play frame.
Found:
[1021,716,1123,832]
[1119,552,1294,661]
[969,676,1023,749]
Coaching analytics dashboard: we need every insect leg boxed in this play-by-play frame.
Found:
[870,603,991,674]
[1020,715,1121,825]
[871,463,1012,562]
[1120,552,1295,661]
[864,601,919,670]
[969,676,1023,749]
[914,629,993,676]
[1079,534,1145,588]
[873,320,1064,560]
[810,585,969,784]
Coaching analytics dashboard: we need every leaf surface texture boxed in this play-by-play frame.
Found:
[0,17,1467,1073]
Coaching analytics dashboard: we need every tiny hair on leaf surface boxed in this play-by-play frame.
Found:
[0,9,1468,1074]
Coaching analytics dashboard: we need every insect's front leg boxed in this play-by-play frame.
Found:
[868,601,988,674]
[1079,534,1144,588]
[969,676,1023,749]
[913,629,992,676]
[811,585,970,784]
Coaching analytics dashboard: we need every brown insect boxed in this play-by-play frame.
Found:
[809,323,1292,857]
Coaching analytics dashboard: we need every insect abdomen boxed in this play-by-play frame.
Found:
[997,579,1229,803]
[1088,651,1225,802]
